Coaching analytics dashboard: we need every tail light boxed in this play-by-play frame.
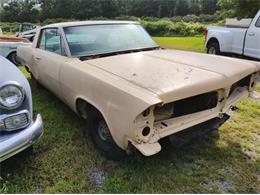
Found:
[204,29,208,41]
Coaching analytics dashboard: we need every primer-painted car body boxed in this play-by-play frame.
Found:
[18,21,260,156]
[0,56,43,162]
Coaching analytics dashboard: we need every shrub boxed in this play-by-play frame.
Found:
[42,18,76,26]
[0,22,19,34]
[1,16,217,37]
[141,20,206,36]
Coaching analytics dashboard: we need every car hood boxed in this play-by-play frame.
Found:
[85,49,258,103]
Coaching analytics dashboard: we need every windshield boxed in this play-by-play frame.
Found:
[63,24,158,57]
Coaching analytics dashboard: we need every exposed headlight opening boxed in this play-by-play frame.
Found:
[142,108,151,117]
[142,126,151,137]
[0,82,25,110]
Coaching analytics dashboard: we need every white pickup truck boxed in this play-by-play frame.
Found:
[205,10,260,60]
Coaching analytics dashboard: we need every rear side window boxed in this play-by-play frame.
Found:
[37,28,66,56]
[256,17,260,27]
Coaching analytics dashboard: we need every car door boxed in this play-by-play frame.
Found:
[244,15,260,59]
[33,28,67,98]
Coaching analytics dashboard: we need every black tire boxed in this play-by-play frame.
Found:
[25,66,30,73]
[87,114,125,160]
[7,52,21,66]
[207,42,220,55]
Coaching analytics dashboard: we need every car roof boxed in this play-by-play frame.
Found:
[44,21,140,28]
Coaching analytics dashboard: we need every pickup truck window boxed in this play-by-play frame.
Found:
[38,28,66,56]
[256,17,260,27]
[63,24,158,57]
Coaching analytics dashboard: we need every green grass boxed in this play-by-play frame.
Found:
[0,37,259,193]
[154,36,206,53]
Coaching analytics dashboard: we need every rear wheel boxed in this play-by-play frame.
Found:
[207,42,220,55]
[87,113,125,159]
[7,52,21,66]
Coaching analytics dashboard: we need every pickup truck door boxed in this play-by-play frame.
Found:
[244,14,260,59]
[33,28,67,99]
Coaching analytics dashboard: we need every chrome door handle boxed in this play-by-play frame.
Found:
[248,33,255,36]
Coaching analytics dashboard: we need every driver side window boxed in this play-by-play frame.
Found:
[37,28,66,56]
[256,17,260,27]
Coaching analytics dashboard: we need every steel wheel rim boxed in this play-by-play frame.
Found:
[209,47,216,55]
[97,120,112,142]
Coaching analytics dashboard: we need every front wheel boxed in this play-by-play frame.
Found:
[7,52,21,66]
[87,115,125,159]
[207,42,220,55]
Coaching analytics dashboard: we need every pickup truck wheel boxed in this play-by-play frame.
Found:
[87,115,125,159]
[7,52,21,66]
[207,42,220,55]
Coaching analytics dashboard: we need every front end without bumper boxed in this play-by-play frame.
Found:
[0,114,43,162]
[131,88,260,156]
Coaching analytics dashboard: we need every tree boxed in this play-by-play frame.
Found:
[1,0,39,22]
[175,0,189,16]
[218,0,260,18]
[189,0,201,15]
[201,0,217,15]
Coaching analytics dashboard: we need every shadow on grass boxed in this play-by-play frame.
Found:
[1,78,259,193]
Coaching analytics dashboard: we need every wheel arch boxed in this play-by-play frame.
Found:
[6,50,17,58]
[75,96,128,150]
[206,37,220,49]
[76,97,104,120]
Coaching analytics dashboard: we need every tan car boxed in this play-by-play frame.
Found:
[17,21,260,158]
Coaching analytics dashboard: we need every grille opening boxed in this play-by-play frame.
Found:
[155,91,218,122]
[229,75,251,96]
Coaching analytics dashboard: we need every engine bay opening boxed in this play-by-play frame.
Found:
[229,75,251,96]
[154,91,218,122]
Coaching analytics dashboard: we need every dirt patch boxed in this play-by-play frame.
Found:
[89,168,107,190]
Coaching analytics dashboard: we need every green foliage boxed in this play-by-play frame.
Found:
[41,18,76,26]
[141,20,206,36]
[0,22,19,33]
[1,0,259,23]
[1,17,215,37]
[174,0,189,16]
[0,0,39,22]
[201,0,218,15]
[218,0,260,19]
[0,0,220,23]
[170,14,221,23]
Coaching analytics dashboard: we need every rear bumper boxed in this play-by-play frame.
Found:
[0,114,43,162]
